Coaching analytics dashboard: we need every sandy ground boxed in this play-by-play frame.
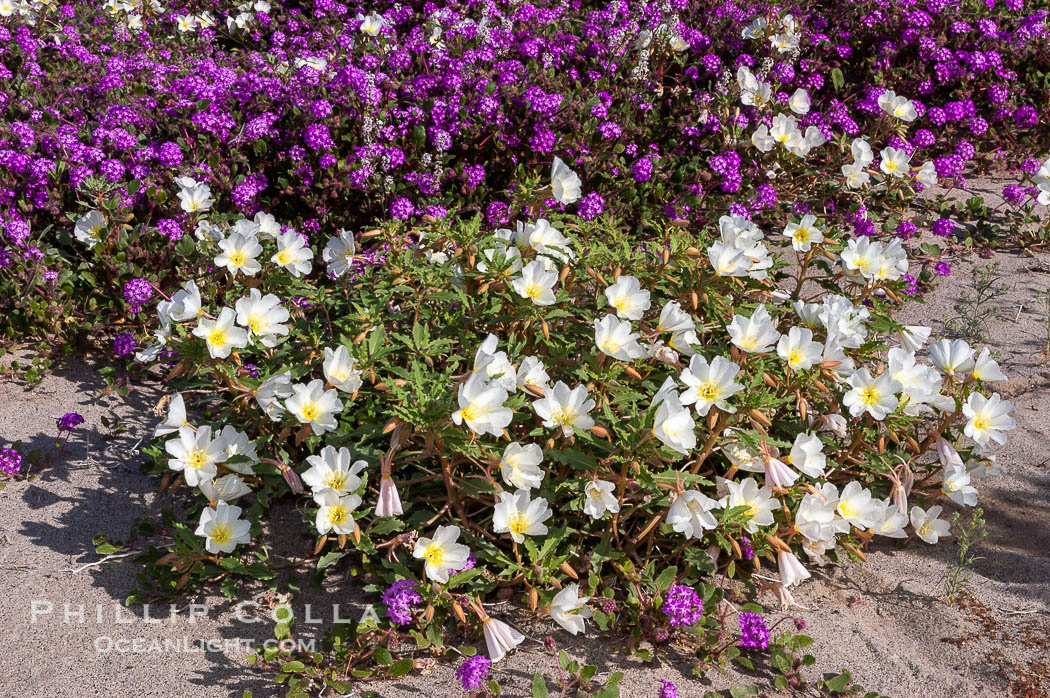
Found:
[2,184,1048,697]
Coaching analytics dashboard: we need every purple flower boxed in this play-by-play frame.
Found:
[661,585,703,627]
[577,191,605,221]
[738,612,771,651]
[389,197,415,220]
[658,680,679,698]
[632,157,654,183]
[485,201,510,226]
[449,553,477,576]
[456,655,491,692]
[1002,185,1025,204]
[0,447,22,475]
[123,278,153,313]
[741,536,754,560]
[381,579,422,626]
[57,412,85,432]
[112,332,137,357]
[935,261,951,276]
[932,218,956,237]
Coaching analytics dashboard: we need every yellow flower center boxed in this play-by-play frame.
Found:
[507,512,529,536]
[300,402,320,421]
[524,282,544,300]
[859,386,881,406]
[459,404,480,423]
[229,250,246,267]
[552,407,578,428]
[787,349,804,366]
[328,506,349,527]
[971,414,990,433]
[739,334,758,351]
[611,297,628,312]
[838,501,858,519]
[793,229,809,244]
[90,226,103,239]
[697,381,719,401]
[276,249,292,265]
[323,471,348,491]
[918,522,931,538]
[247,314,266,334]
[209,522,232,544]
[186,448,208,470]
[423,543,445,566]
[207,327,228,348]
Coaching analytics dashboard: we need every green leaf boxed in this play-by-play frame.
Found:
[832,68,844,91]
[95,543,121,555]
[654,565,677,593]
[316,551,347,570]
[531,673,549,698]
[374,648,394,666]
[825,671,853,693]
[389,658,414,678]
[729,686,759,698]
[280,661,305,673]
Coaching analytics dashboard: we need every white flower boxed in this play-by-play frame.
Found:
[972,347,1007,382]
[795,483,849,543]
[154,393,190,437]
[778,551,811,587]
[200,474,251,503]
[836,481,878,529]
[777,326,823,371]
[680,355,744,416]
[177,183,213,213]
[215,232,263,277]
[358,11,384,35]
[255,371,292,421]
[511,260,558,306]
[916,160,937,188]
[193,308,249,359]
[656,301,694,334]
[727,304,780,353]
[315,491,362,535]
[842,162,870,189]
[217,425,259,474]
[550,585,591,635]
[879,147,911,177]
[165,426,226,487]
[285,379,344,435]
[533,381,595,436]
[594,314,645,361]
[788,87,811,114]
[667,490,720,539]
[413,525,470,584]
[254,211,281,239]
[870,499,909,538]
[473,334,517,392]
[898,325,931,352]
[452,374,513,437]
[819,295,869,348]
[235,289,289,347]
[500,443,545,491]
[302,445,367,501]
[788,433,826,478]
[73,210,106,248]
[483,616,525,663]
[928,338,976,378]
[942,464,978,507]
[708,240,750,277]
[526,219,575,265]
[720,477,776,533]
[493,490,552,543]
[550,156,582,204]
[877,90,917,121]
[376,475,403,517]
[910,505,950,544]
[963,392,1016,446]
[169,280,202,321]
[843,368,900,420]
[751,125,775,152]
[604,275,651,320]
[516,356,550,393]
[653,393,697,455]
[851,138,874,167]
[323,345,363,393]
[783,214,824,251]
[582,479,619,519]
[763,452,799,489]
[272,230,314,277]
[195,501,251,554]
[322,229,356,278]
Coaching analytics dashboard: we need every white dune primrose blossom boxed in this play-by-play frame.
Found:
[511,259,558,306]
[783,214,824,251]
[74,210,106,248]
[272,230,314,277]
[652,392,697,455]
[550,156,582,205]
[727,304,780,353]
[532,381,595,436]
[549,584,591,635]
[165,425,226,487]
[285,379,343,435]
[500,442,545,491]
[302,445,366,502]
[199,473,252,504]
[843,368,901,420]
[193,307,249,359]
[720,477,777,533]
[583,479,619,519]
[413,525,470,584]
[452,373,513,437]
[322,229,356,278]
[963,392,1016,446]
[315,491,363,535]
[679,354,744,416]
[235,289,289,347]
[604,275,651,320]
[323,345,363,393]
[492,490,552,544]
[215,232,263,276]
[668,490,720,539]
[777,326,824,371]
[594,314,645,360]
[195,501,251,554]
[911,505,951,544]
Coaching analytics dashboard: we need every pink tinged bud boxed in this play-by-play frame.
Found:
[774,583,796,609]
[778,551,811,588]
[376,475,403,517]
[891,483,908,516]
[765,457,799,489]
[935,438,964,471]
[654,345,679,365]
[483,617,525,663]
[281,465,304,494]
